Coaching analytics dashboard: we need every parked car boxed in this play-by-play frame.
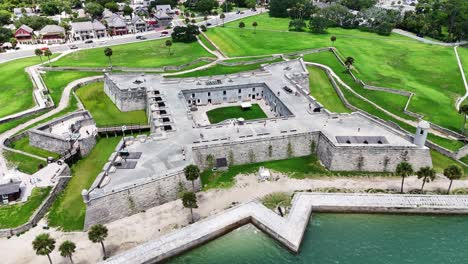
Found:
[416,33,424,38]
[283,86,293,93]
[206,23,212,26]
[161,31,169,35]
[84,39,93,44]
[136,35,142,39]
[140,36,147,40]
[40,47,49,51]
[68,44,78,49]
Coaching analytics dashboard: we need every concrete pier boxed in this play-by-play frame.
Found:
[101,193,468,264]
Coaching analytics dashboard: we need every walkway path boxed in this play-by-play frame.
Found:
[455,46,468,111]
[392,29,468,46]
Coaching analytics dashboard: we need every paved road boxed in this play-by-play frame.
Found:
[0,9,263,63]
[392,29,468,46]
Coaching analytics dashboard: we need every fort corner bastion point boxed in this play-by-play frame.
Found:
[81,59,432,228]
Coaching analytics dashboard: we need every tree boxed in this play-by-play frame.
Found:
[245,0,256,8]
[341,0,377,11]
[220,1,234,13]
[104,47,113,68]
[309,16,328,33]
[195,0,219,14]
[269,0,305,18]
[330,35,336,46]
[182,191,198,223]
[396,162,413,193]
[88,224,109,260]
[123,5,133,17]
[200,25,207,32]
[252,21,258,33]
[459,105,468,134]
[85,2,104,19]
[9,37,17,48]
[203,16,208,25]
[32,233,56,264]
[184,164,200,191]
[344,56,354,71]
[41,0,61,16]
[0,10,12,25]
[165,39,172,55]
[0,28,12,43]
[105,2,120,13]
[417,166,436,192]
[44,49,53,66]
[15,16,58,31]
[239,21,245,35]
[59,240,76,264]
[443,165,462,194]
[35,49,44,64]
[220,13,226,27]
[289,18,306,32]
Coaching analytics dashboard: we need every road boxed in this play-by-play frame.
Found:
[0,9,263,63]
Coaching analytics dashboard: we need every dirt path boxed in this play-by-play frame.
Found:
[3,173,467,264]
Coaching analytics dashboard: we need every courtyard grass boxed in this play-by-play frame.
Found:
[3,151,46,174]
[168,58,283,78]
[307,66,351,113]
[0,55,58,119]
[207,13,466,131]
[42,71,101,105]
[53,39,215,68]
[0,187,51,229]
[201,154,391,190]
[206,104,267,124]
[430,150,468,178]
[76,82,147,126]
[47,136,122,231]
[9,136,60,159]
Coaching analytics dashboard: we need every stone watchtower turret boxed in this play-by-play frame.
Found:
[414,120,430,147]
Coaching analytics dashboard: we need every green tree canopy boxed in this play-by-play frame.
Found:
[32,233,56,264]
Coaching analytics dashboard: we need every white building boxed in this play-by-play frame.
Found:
[71,21,107,41]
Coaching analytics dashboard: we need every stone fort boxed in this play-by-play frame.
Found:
[82,59,432,227]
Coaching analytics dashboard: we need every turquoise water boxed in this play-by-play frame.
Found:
[168,214,468,264]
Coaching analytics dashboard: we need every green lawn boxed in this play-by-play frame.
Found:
[207,13,466,131]
[169,58,283,78]
[206,104,267,124]
[53,39,215,68]
[307,66,351,113]
[199,34,217,51]
[9,136,60,159]
[0,55,57,118]
[3,151,46,174]
[431,150,468,178]
[42,71,101,105]
[76,82,147,126]
[201,154,390,190]
[47,137,122,231]
[0,187,51,229]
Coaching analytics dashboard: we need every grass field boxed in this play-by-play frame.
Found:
[307,66,351,113]
[206,13,466,131]
[42,71,101,105]
[4,151,46,174]
[206,104,267,124]
[431,150,468,177]
[9,136,60,159]
[53,39,215,68]
[199,34,217,51]
[48,137,121,231]
[0,187,51,229]
[201,154,390,190]
[76,82,147,126]
[169,58,283,78]
[0,55,57,119]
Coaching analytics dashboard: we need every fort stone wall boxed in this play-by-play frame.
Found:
[104,75,147,112]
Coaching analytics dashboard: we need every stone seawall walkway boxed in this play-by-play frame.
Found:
[102,192,468,264]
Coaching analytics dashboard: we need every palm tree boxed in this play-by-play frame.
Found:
[104,47,113,68]
[396,162,413,193]
[165,40,173,55]
[220,13,226,27]
[88,224,108,260]
[32,233,56,264]
[59,240,76,264]
[443,165,462,194]
[459,104,468,134]
[330,35,336,46]
[252,21,258,34]
[417,166,436,192]
[35,48,43,64]
[344,56,354,71]
[182,191,198,223]
[44,49,52,66]
[184,164,200,191]
[239,21,245,36]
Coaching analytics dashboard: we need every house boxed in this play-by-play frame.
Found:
[155,5,175,15]
[0,178,22,203]
[14,24,35,44]
[13,7,34,18]
[104,13,128,36]
[71,21,106,41]
[131,15,147,33]
[38,25,65,44]
[155,11,173,27]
